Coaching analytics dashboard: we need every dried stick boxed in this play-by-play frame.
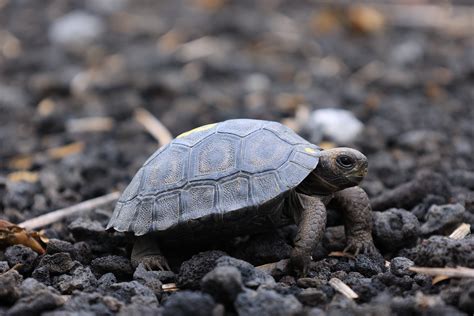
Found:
[19,192,120,230]
[66,117,115,133]
[409,266,474,278]
[256,259,290,275]
[162,283,179,292]
[329,278,359,299]
[312,1,473,35]
[449,223,470,240]
[134,108,173,146]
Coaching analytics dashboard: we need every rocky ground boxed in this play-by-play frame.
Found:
[1,0,473,315]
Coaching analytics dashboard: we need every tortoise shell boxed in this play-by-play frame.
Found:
[107,119,320,236]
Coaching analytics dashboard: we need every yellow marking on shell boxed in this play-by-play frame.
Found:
[177,123,217,138]
[304,147,317,154]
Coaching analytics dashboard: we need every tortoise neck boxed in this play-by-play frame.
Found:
[297,171,339,196]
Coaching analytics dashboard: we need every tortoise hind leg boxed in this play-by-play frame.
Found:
[289,193,327,277]
[131,234,171,271]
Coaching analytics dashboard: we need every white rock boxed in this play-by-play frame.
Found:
[307,108,364,144]
[49,11,104,48]
[390,40,423,66]
[86,0,128,14]
[244,73,270,92]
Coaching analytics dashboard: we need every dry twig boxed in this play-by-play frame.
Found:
[312,1,473,35]
[449,223,470,240]
[46,142,85,160]
[162,283,179,292]
[19,192,120,230]
[256,259,290,276]
[328,251,355,259]
[329,277,359,299]
[66,117,115,133]
[409,266,474,279]
[7,171,39,183]
[134,108,173,146]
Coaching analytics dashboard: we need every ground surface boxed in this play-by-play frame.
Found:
[0,0,473,315]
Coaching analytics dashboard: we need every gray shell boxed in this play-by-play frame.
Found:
[107,119,320,236]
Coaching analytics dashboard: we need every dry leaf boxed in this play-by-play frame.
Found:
[328,251,355,259]
[7,171,39,183]
[449,223,470,240]
[347,5,385,34]
[329,277,359,299]
[0,219,46,254]
[432,275,450,285]
[47,142,85,159]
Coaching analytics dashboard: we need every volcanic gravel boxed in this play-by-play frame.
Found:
[1,0,473,315]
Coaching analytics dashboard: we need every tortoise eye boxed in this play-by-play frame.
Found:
[336,155,355,169]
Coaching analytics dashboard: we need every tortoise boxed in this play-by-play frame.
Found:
[107,119,376,275]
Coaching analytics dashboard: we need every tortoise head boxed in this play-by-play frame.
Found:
[312,147,368,192]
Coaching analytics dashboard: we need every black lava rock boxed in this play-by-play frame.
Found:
[296,288,328,307]
[163,291,216,316]
[0,261,9,273]
[201,266,244,305]
[57,266,98,294]
[154,270,176,283]
[373,208,420,252]
[390,257,415,277]
[344,276,381,303]
[216,256,275,289]
[7,290,64,316]
[232,232,292,266]
[401,236,474,268]
[235,288,303,316]
[98,272,117,291]
[37,253,76,275]
[118,304,163,316]
[0,270,22,305]
[177,250,227,290]
[354,254,385,277]
[46,239,76,257]
[4,245,38,274]
[54,291,122,315]
[459,280,474,314]
[420,203,465,236]
[18,277,52,297]
[133,263,163,296]
[73,242,93,264]
[108,281,158,305]
[91,255,133,279]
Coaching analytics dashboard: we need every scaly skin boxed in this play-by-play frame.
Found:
[290,193,327,277]
[131,234,171,271]
[331,186,376,255]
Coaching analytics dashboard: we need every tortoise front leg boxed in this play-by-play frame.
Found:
[330,186,377,255]
[132,234,171,271]
[290,193,327,277]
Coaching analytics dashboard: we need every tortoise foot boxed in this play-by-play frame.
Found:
[289,248,311,277]
[343,234,377,256]
[133,254,171,271]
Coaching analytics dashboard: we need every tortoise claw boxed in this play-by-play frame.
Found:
[343,235,377,257]
[139,255,171,272]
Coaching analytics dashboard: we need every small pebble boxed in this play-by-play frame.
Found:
[5,245,38,274]
[48,11,104,48]
[307,108,364,144]
[390,257,415,277]
[201,266,244,305]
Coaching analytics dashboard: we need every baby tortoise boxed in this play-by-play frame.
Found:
[107,119,377,276]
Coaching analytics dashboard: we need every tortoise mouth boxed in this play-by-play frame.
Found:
[348,175,365,184]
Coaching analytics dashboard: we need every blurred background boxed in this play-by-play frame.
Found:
[0,0,472,222]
